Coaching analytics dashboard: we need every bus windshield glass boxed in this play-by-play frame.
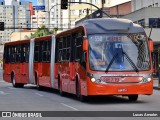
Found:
[88,33,150,71]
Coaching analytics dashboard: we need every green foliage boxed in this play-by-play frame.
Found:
[25,25,59,39]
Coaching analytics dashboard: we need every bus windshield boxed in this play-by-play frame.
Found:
[88,33,150,71]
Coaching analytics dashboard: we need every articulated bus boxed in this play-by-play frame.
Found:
[3,18,154,101]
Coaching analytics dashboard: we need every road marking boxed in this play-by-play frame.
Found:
[35,93,43,97]
[0,91,10,95]
[61,103,78,111]
[8,87,16,90]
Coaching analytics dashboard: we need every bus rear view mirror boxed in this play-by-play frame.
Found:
[148,38,154,52]
[83,39,88,51]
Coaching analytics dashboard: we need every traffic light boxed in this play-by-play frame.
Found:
[61,0,68,9]
[0,22,4,31]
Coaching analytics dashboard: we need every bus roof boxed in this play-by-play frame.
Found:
[78,18,145,34]
[4,35,52,46]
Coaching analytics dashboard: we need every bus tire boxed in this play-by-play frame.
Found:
[128,95,138,101]
[58,76,64,96]
[11,73,24,88]
[76,77,86,102]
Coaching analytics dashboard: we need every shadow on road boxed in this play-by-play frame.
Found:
[23,85,147,104]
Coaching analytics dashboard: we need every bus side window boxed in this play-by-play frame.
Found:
[66,35,71,61]
[25,43,29,62]
[42,40,51,62]
[62,37,67,61]
[34,42,40,62]
[70,33,76,62]
[11,46,16,63]
[58,38,63,62]
[75,31,83,61]
[55,38,59,62]
[5,46,11,63]
[21,44,29,63]
[16,45,21,63]
[62,36,71,61]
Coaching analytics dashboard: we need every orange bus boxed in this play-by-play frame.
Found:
[3,18,154,101]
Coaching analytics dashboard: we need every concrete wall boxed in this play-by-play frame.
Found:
[10,31,35,41]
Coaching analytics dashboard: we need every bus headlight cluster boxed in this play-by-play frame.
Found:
[140,77,152,83]
[90,78,101,83]
[91,78,96,82]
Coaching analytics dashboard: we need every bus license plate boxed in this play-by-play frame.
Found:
[101,77,120,83]
[118,88,128,92]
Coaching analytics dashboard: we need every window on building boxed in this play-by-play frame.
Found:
[149,18,160,28]
[155,3,158,7]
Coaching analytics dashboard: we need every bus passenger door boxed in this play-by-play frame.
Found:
[40,40,52,87]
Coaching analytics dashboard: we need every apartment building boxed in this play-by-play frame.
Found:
[45,0,64,30]
[122,0,160,42]
[44,0,112,30]
[32,6,45,29]
[132,0,160,12]
[37,0,45,6]
[0,0,33,44]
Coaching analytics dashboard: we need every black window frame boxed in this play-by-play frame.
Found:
[34,41,41,62]
[41,40,51,62]
[21,43,30,63]
[74,31,83,62]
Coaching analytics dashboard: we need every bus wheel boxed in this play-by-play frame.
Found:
[76,78,86,102]
[58,77,64,96]
[11,74,24,88]
[128,95,138,101]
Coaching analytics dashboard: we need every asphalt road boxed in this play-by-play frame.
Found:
[0,69,160,120]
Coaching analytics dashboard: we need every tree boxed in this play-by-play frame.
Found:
[25,25,61,39]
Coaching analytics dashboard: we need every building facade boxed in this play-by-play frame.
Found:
[37,0,45,6]
[0,0,33,44]
[132,0,160,11]
[122,0,160,42]
[44,0,112,30]
[32,6,46,29]
[69,0,112,28]
[45,0,63,29]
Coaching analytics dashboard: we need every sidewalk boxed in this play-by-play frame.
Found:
[153,78,160,90]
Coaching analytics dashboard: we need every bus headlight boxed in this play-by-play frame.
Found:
[147,77,152,82]
[91,78,96,82]
[140,77,152,83]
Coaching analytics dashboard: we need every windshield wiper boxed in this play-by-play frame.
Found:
[122,50,139,73]
[105,52,118,73]
[105,50,139,73]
